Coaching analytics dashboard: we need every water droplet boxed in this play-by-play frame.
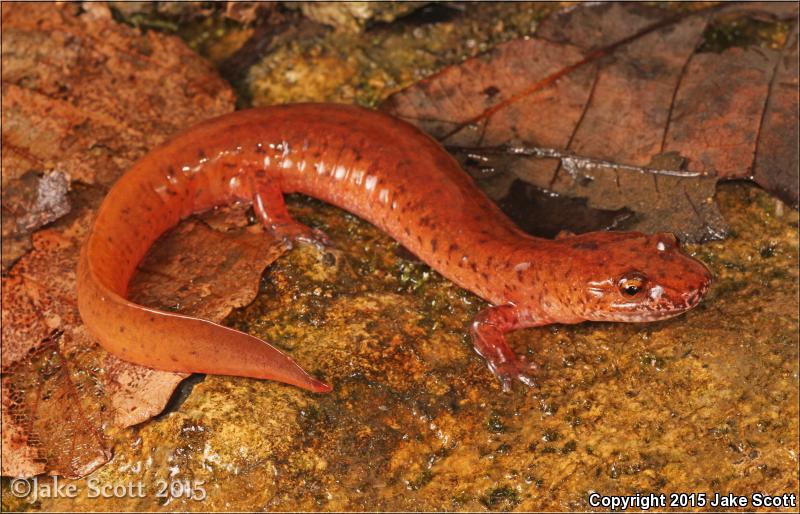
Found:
[153,184,170,202]
[365,175,377,192]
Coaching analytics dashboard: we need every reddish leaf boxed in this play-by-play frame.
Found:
[382,2,799,241]
[1,2,235,270]
[129,206,286,324]
[753,23,799,208]
[0,3,289,479]
[2,210,136,478]
[1,201,286,478]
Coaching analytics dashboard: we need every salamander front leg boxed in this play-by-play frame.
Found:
[253,185,330,250]
[470,305,542,392]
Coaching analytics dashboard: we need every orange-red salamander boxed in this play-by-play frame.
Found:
[77,103,713,392]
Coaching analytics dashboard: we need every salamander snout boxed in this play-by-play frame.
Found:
[616,234,712,321]
[576,232,713,323]
[679,256,713,308]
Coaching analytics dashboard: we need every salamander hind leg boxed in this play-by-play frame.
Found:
[253,184,330,250]
[470,305,540,392]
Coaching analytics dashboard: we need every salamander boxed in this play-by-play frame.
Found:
[77,103,713,392]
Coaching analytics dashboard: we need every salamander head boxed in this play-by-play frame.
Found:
[562,231,712,323]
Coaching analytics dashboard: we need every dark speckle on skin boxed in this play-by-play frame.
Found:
[572,241,599,250]
[482,85,501,98]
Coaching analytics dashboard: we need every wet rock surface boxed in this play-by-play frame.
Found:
[8,183,797,512]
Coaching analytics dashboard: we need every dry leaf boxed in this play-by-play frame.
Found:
[129,206,286,323]
[1,201,286,478]
[382,2,799,241]
[0,2,285,479]
[2,209,138,478]
[1,2,235,269]
[1,171,72,270]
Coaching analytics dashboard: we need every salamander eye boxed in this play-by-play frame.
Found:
[618,272,647,297]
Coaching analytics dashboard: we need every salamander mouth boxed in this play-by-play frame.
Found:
[614,307,692,323]
[605,283,710,323]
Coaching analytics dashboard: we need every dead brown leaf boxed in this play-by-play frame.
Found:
[129,206,286,324]
[0,3,289,479]
[1,2,235,269]
[1,171,72,270]
[752,22,799,207]
[2,208,143,478]
[381,2,799,241]
[1,200,286,478]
